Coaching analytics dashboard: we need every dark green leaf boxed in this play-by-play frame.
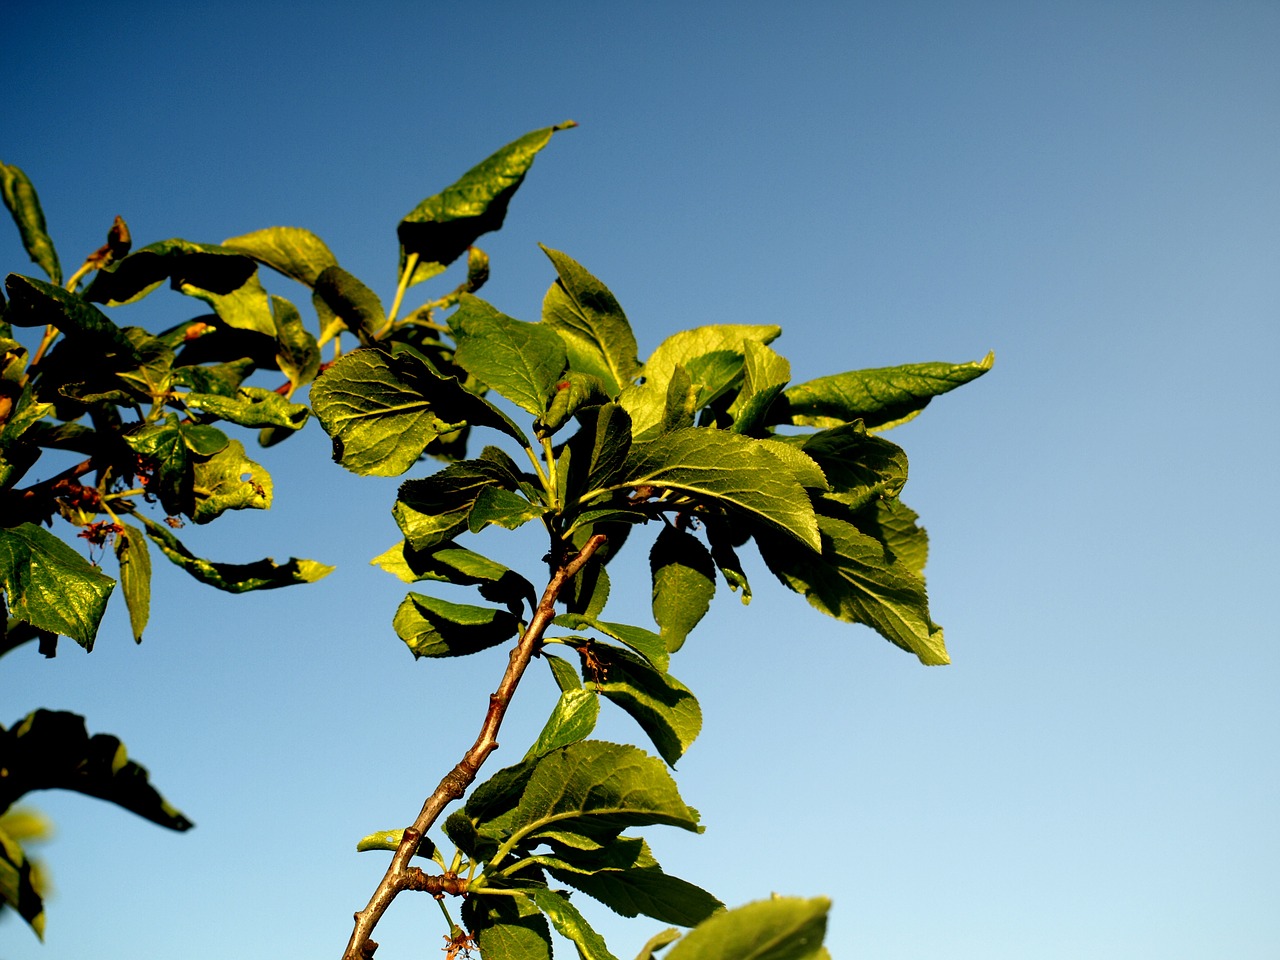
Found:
[0,709,192,831]
[704,519,751,603]
[563,556,610,619]
[0,821,45,938]
[114,523,151,643]
[138,514,333,593]
[532,837,722,927]
[579,642,701,766]
[540,247,641,396]
[463,891,553,960]
[664,896,829,960]
[398,123,575,284]
[123,415,229,517]
[0,523,113,650]
[269,295,321,390]
[727,341,790,434]
[394,460,511,550]
[756,513,948,665]
[185,386,310,430]
[371,539,537,613]
[865,498,928,577]
[189,438,273,524]
[650,526,715,653]
[311,348,524,476]
[221,226,339,287]
[780,352,994,431]
[392,592,519,658]
[526,887,619,960]
[450,295,567,416]
[3,275,140,361]
[614,428,820,551]
[524,688,600,759]
[553,614,668,672]
[313,265,385,343]
[1,163,61,285]
[784,422,906,510]
[467,485,544,534]
[564,402,632,504]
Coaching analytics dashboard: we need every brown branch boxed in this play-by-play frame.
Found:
[341,533,608,960]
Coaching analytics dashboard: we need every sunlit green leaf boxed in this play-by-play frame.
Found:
[553,614,668,672]
[392,592,519,658]
[185,386,309,430]
[467,485,544,534]
[221,225,338,287]
[371,538,537,613]
[727,340,790,434]
[540,247,641,396]
[1,163,61,285]
[537,371,611,437]
[650,525,715,653]
[398,122,575,285]
[634,927,682,960]
[354,828,437,861]
[544,652,583,692]
[394,460,513,550]
[780,352,994,431]
[0,523,113,651]
[524,688,600,759]
[450,295,567,416]
[663,896,829,960]
[269,295,321,390]
[526,887,620,960]
[190,438,273,524]
[463,891,552,960]
[115,523,151,643]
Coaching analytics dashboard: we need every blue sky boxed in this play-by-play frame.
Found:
[3,2,1278,958]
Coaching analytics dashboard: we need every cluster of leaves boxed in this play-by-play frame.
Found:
[1,123,989,960]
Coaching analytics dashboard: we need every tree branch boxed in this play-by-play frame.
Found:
[341,533,608,960]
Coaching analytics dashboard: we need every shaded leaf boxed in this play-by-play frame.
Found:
[114,523,151,643]
[185,386,309,430]
[450,295,567,416]
[540,246,641,396]
[553,614,668,672]
[394,460,512,550]
[1,163,61,284]
[392,592,519,658]
[524,688,600,759]
[313,265,385,342]
[784,422,906,510]
[123,414,229,517]
[0,709,192,830]
[756,513,947,665]
[634,928,682,960]
[0,821,45,938]
[269,295,321,390]
[780,352,994,431]
[399,123,575,284]
[527,887,619,960]
[221,225,338,286]
[865,498,928,577]
[371,538,537,613]
[727,340,790,434]
[0,522,114,651]
[463,891,552,960]
[650,525,715,653]
[664,896,829,960]
[4,275,140,360]
[138,514,333,593]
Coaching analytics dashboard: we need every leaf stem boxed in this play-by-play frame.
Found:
[340,532,608,960]
[381,252,420,337]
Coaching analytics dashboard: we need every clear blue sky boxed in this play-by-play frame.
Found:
[3,2,1278,958]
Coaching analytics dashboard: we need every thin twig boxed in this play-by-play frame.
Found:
[341,533,608,960]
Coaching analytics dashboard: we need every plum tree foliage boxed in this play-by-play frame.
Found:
[0,125,990,958]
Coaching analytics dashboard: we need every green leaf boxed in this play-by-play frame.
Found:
[614,428,820,551]
[1,163,61,285]
[565,402,633,503]
[727,341,791,434]
[479,741,703,849]
[784,422,906,509]
[634,928,682,960]
[123,415,229,517]
[4,275,140,361]
[540,247,641,396]
[544,652,583,692]
[392,592,519,658]
[114,523,151,643]
[0,709,192,831]
[553,615,668,672]
[663,896,829,960]
[526,887,620,960]
[650,526,715,653]
[354,829,437,861]
[269,295,322,390]
[398,122,576,285]
[780,352,994,431]
[704,519,751,604]
[563,556,610,619]
[464,891,553,960]
[578,642,702,766]
[537,371,611,437]
[865,498,928,577]
[313,265,385,342]
[756,513,948,665]
[311,348,523,477]
[524,688,600,759]
[221,225,339,287]
[371,539,537,613]
[0,821,45,938]
[185,386,309,430]
[532,837,722,927]
[394,460,514,551]
[190,438,273,524]
[621,325,781,437]
[138,514,333,593]
[0,523,114,651]
[468,485,544,534]
[171,357,254,397]
[449,295,568,416]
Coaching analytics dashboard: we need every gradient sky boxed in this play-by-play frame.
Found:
[3,3,1278,958]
